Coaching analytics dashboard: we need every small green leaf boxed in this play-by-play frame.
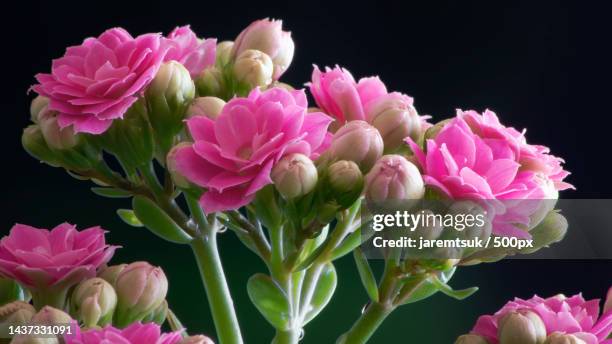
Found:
[117,209,144,227]
[92,187,132,198]
[132,196,192,244]
[399,268,457,305]
[247,273,290,330]
[430,275,478,300]
[353,248,379,302]
[302,263,337,325]
[331,228,362,261]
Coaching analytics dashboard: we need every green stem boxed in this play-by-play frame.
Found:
[31,288,69,311]
[337,302,393,344]
[272,328,301,344]
[191,234,243,344]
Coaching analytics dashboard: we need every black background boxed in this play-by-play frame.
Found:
[2,1,611,343]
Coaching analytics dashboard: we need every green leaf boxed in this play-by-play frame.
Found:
[0,278,26,304]
[353,248,379,302]
[331,228,362,261]
[117,209,144,227]
[430,274,478,300]
[302,263,337,325]
[247,273,290,330]
[399,267,457,305]
[92,187,132,198]
[132,196,192,244]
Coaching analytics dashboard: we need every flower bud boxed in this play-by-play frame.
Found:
[455,334,489,344]
[71,278,117,327]
[232,18,295,79]
[271,153,318,199]
[22,125,60,166]
[544,332,587,344]
[195,67,224,97]
[98,264,128,286]
[38,110,79,150]
[31,306,72,325]
[526,211,568,253]
[365,155,425,202]
[498,311,546,344]
[180,335,215,344]
[113,262,168,327]
[167,143,194,188]
[366,93,422,152]
[146,61,196,152]
[0,301,36,325]
[30,96,49,123]
[329,121,384,172]
[216,41,234,67]
[187,97,226,120]
[233,49,273,88]
[423,119,452,140]
[327,160,364,208]
[141,299,168,325]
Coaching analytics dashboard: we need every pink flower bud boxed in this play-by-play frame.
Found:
[31,306,72,324]
[544,332,587,344]
[233,49,274,88]
[216,41,234,67]
[22,125,59,166]
[113,262,168,327]
[98,264,128,286]
[271,153,318,199]
[327,160,364,207]
[455,334,488,344]
[365,155,425,201]
[167,143,194,188]
[187,97,226,120]
[232,18,294,79]
[0,301,36,325]
[71,278,117,328]
[498,311,546,344]
[329,121,384,172]
[365,92,423,151]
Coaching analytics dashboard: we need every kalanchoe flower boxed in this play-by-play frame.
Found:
[64,322,184,344]
[328,120,384,172]
[308,65,387,123]
[232,18,294,80]
[172,87,332,213]
[365,154,425,202]
[71,277,117,328]
[455,334,489,344]
[0,223,117,309]
[32,28,168,134]
[187,97,226,120]
[497,310,547,344]
[164,25,216,78]
[470,292,612,344]
[215,41,234,67]
[232,49,274,88]
[406,110,573,237]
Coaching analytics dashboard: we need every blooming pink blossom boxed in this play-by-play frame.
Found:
[65,322,183,344]
[0,223,117,290]
[164,26,216,78]
[308,65,387,123]
[32,28,168,134]
[471,292,612,344]
[406,109,572,237]
[173,87,332,213]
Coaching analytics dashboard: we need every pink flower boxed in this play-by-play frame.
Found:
[232,18,295,80]
[308,65,387,123]
[0,223,117,290]
[406,109,572,237]
[471,292,612,344]
[32,28,168,134]
[173,87,332,213]
[65,322,183,344]
[164,26,216,78]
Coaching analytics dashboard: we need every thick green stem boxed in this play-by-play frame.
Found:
[337,302,393,344]
[272,328,301,344]
[31,288,69,311]
[191,234,243,344]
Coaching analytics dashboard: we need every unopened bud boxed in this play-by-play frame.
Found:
[71,278,117,327]
[195,67,224,97]
[366,93,422,152]
[423,119,452,140]
[544,332,586,344]
[498,311,546,344]
[271,153,318,199]
[187,97,226,120]
[329,121,383,172]
[455,334,489,344]
[216,41,234,67]
[0,301,36,324]
[30,96,49,123]
[232,18,295,79]
[526,211,568,253]
[31,306,72,325]
[38,110,79,150]
[98,264,128,286]
[166,143,193,189]
[233,49,273,88]
[142,299,168,325]
[113,262,168,327]
[365,155,424,201]
[180,335,215,344]
[22,125,59,166]
[327,160,364,208]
